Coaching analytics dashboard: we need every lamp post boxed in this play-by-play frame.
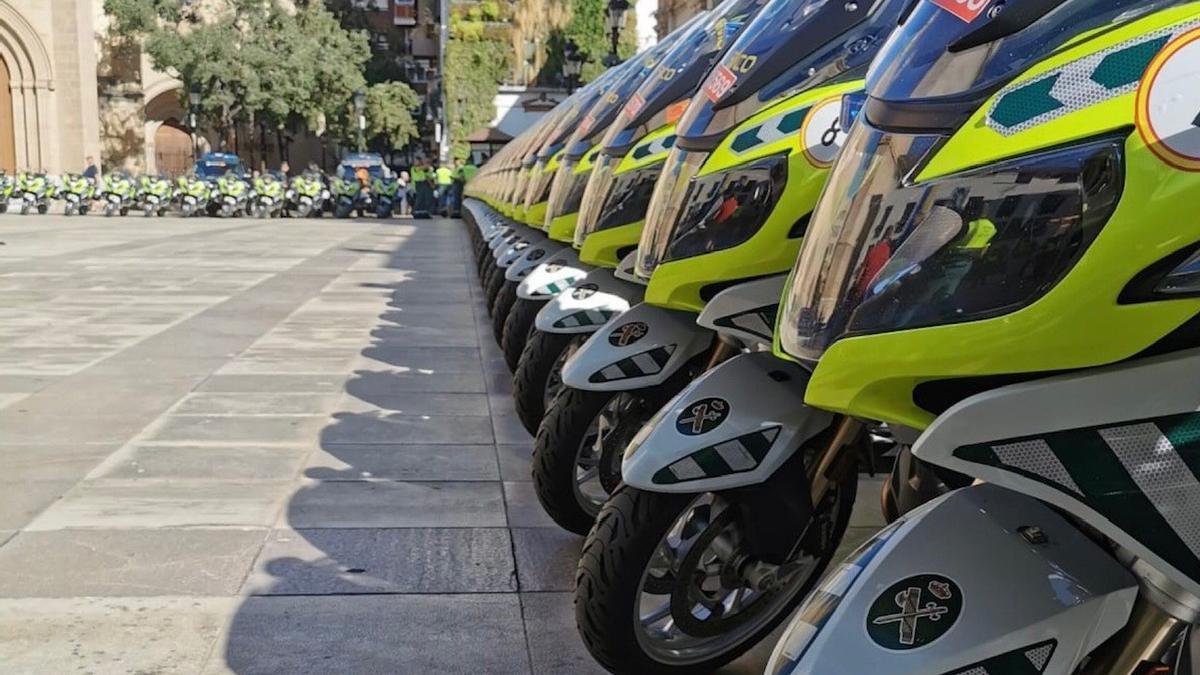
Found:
[562,39,584,93]
[188,85,202,160]
[603,0,630,67]
[353,89,367,152]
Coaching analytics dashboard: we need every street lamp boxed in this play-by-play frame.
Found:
[603,0,630,67]
[562,39,584,93]
[353,89,367,152]
[188,85,202,159]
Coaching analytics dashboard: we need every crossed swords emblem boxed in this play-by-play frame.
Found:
[679,400,726,434]
[871,583,952,646]
[613,323,647,346]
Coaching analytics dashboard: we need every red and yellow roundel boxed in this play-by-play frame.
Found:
[1136,26,1200,172]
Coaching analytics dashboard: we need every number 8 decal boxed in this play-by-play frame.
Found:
[801,97,848,169]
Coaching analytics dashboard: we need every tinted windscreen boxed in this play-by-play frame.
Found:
[868,0,1193,103]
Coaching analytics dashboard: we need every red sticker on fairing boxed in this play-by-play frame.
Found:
[703,64,738,103]
[625,93,646,119]
[930,0,991,23]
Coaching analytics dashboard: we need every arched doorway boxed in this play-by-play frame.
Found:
[0,57,16,174]
[154,120,192,178]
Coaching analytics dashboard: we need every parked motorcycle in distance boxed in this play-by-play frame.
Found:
[212,172,249,218]
[286,172,326,218]
[59,174,96,216]
[331,174,368,219]
[137,175,173,217]
[16,172,53,215]
[372,173,399,218]
[251,172,285,218]
[101,173,135,217]
[175,175,211,217]
[0,172,14,214]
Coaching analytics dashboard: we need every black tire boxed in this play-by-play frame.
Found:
[576,475,857,674]
[491,281,518,346]
[532,376,688,536]
[500,297,545,372]
[513,329,579,436]
[484,264,507,314]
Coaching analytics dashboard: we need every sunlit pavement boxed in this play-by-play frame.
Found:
[0,214,883,674]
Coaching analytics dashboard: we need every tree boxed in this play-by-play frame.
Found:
[446,2,509,160]
[103,0,396,156]
[365,82,421,149]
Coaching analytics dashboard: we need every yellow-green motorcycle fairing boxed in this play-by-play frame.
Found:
[644,80,863,312]
[546,145,603,242]
[793,6,1200,430]
[578,123,679,268]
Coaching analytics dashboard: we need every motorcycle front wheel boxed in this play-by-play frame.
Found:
[513,330,583,436]
[576,472,856,675]
[491,281,519,346]
[500,298,547,372]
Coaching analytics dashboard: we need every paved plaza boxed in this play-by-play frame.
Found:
[0,215,884,674]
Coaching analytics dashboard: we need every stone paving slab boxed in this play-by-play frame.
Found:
[0,215,885,674]
[241,528,517,595]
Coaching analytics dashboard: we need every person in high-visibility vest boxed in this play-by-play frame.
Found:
[435,161,454,216]
[410,159,432,218]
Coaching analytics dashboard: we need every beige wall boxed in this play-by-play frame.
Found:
[0,0,108,173]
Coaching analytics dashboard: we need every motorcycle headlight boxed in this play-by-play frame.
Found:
[779,125,1125,361]
[636,152,788,278]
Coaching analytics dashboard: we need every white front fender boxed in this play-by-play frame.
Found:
[534,268,644,335]
[506,243,563,282]
[560,302,712,392]
[621,352,833,493]
[770,484,1136,675]
[696,275,787,349]
[517,248,588,300]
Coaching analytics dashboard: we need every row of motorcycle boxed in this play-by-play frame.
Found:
[464,0,1200,673]
[0,170,407,219]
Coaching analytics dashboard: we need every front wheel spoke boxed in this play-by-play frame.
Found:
[640,601,672,627]
[576,466,599,486]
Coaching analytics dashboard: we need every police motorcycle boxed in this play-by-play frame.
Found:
[137,174,173,217]
[175,174,211,217]
[537,0,903,544]
[331,171,369,218]
[286,171,327,218]
[511,0,764,435]
[765,1,1200,673]
[372,172,400,218]
[59,173,96,216]
[101,172,135,217]
[493,32,699,366]
[15,171,52,215]
[0,171,15,213]
[211,171,250,217]
[479,68,634,320]
[250,171,286,218]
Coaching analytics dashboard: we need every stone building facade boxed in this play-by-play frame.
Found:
[654,0,710,40]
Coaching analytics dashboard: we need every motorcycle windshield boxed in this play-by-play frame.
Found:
[536,66,629,163]
[868,0,1191,107]
[677,0,908,144]
[603,0,765,156]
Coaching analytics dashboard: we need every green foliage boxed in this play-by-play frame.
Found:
[103,0,408,150]
[365,82,421,149]
[447,2,508,160]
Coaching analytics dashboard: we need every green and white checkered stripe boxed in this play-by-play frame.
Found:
[631,134,676,161]
[730,107,809,154]
[941,641,1055,675]
[533,276,583,296]
[652,427,780,484]
[955,411,1200,583]
[553,309,615,329]
[986,19,1200,136]
[587,344,676,384]
[712,305,778,342]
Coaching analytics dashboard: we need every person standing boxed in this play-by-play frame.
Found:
[410,159,431,218]
[397,169,410,217]
[435,160,454,216]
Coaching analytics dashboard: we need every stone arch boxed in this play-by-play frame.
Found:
[0,2,54,171]
[143,82,187,175]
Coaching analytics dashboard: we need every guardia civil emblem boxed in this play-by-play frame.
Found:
[675,398,729,436]
[866,574,962,650]
[544,263,563,273]
[608,321,649,347]
[527,248,546,262]
[572,283,599,300]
